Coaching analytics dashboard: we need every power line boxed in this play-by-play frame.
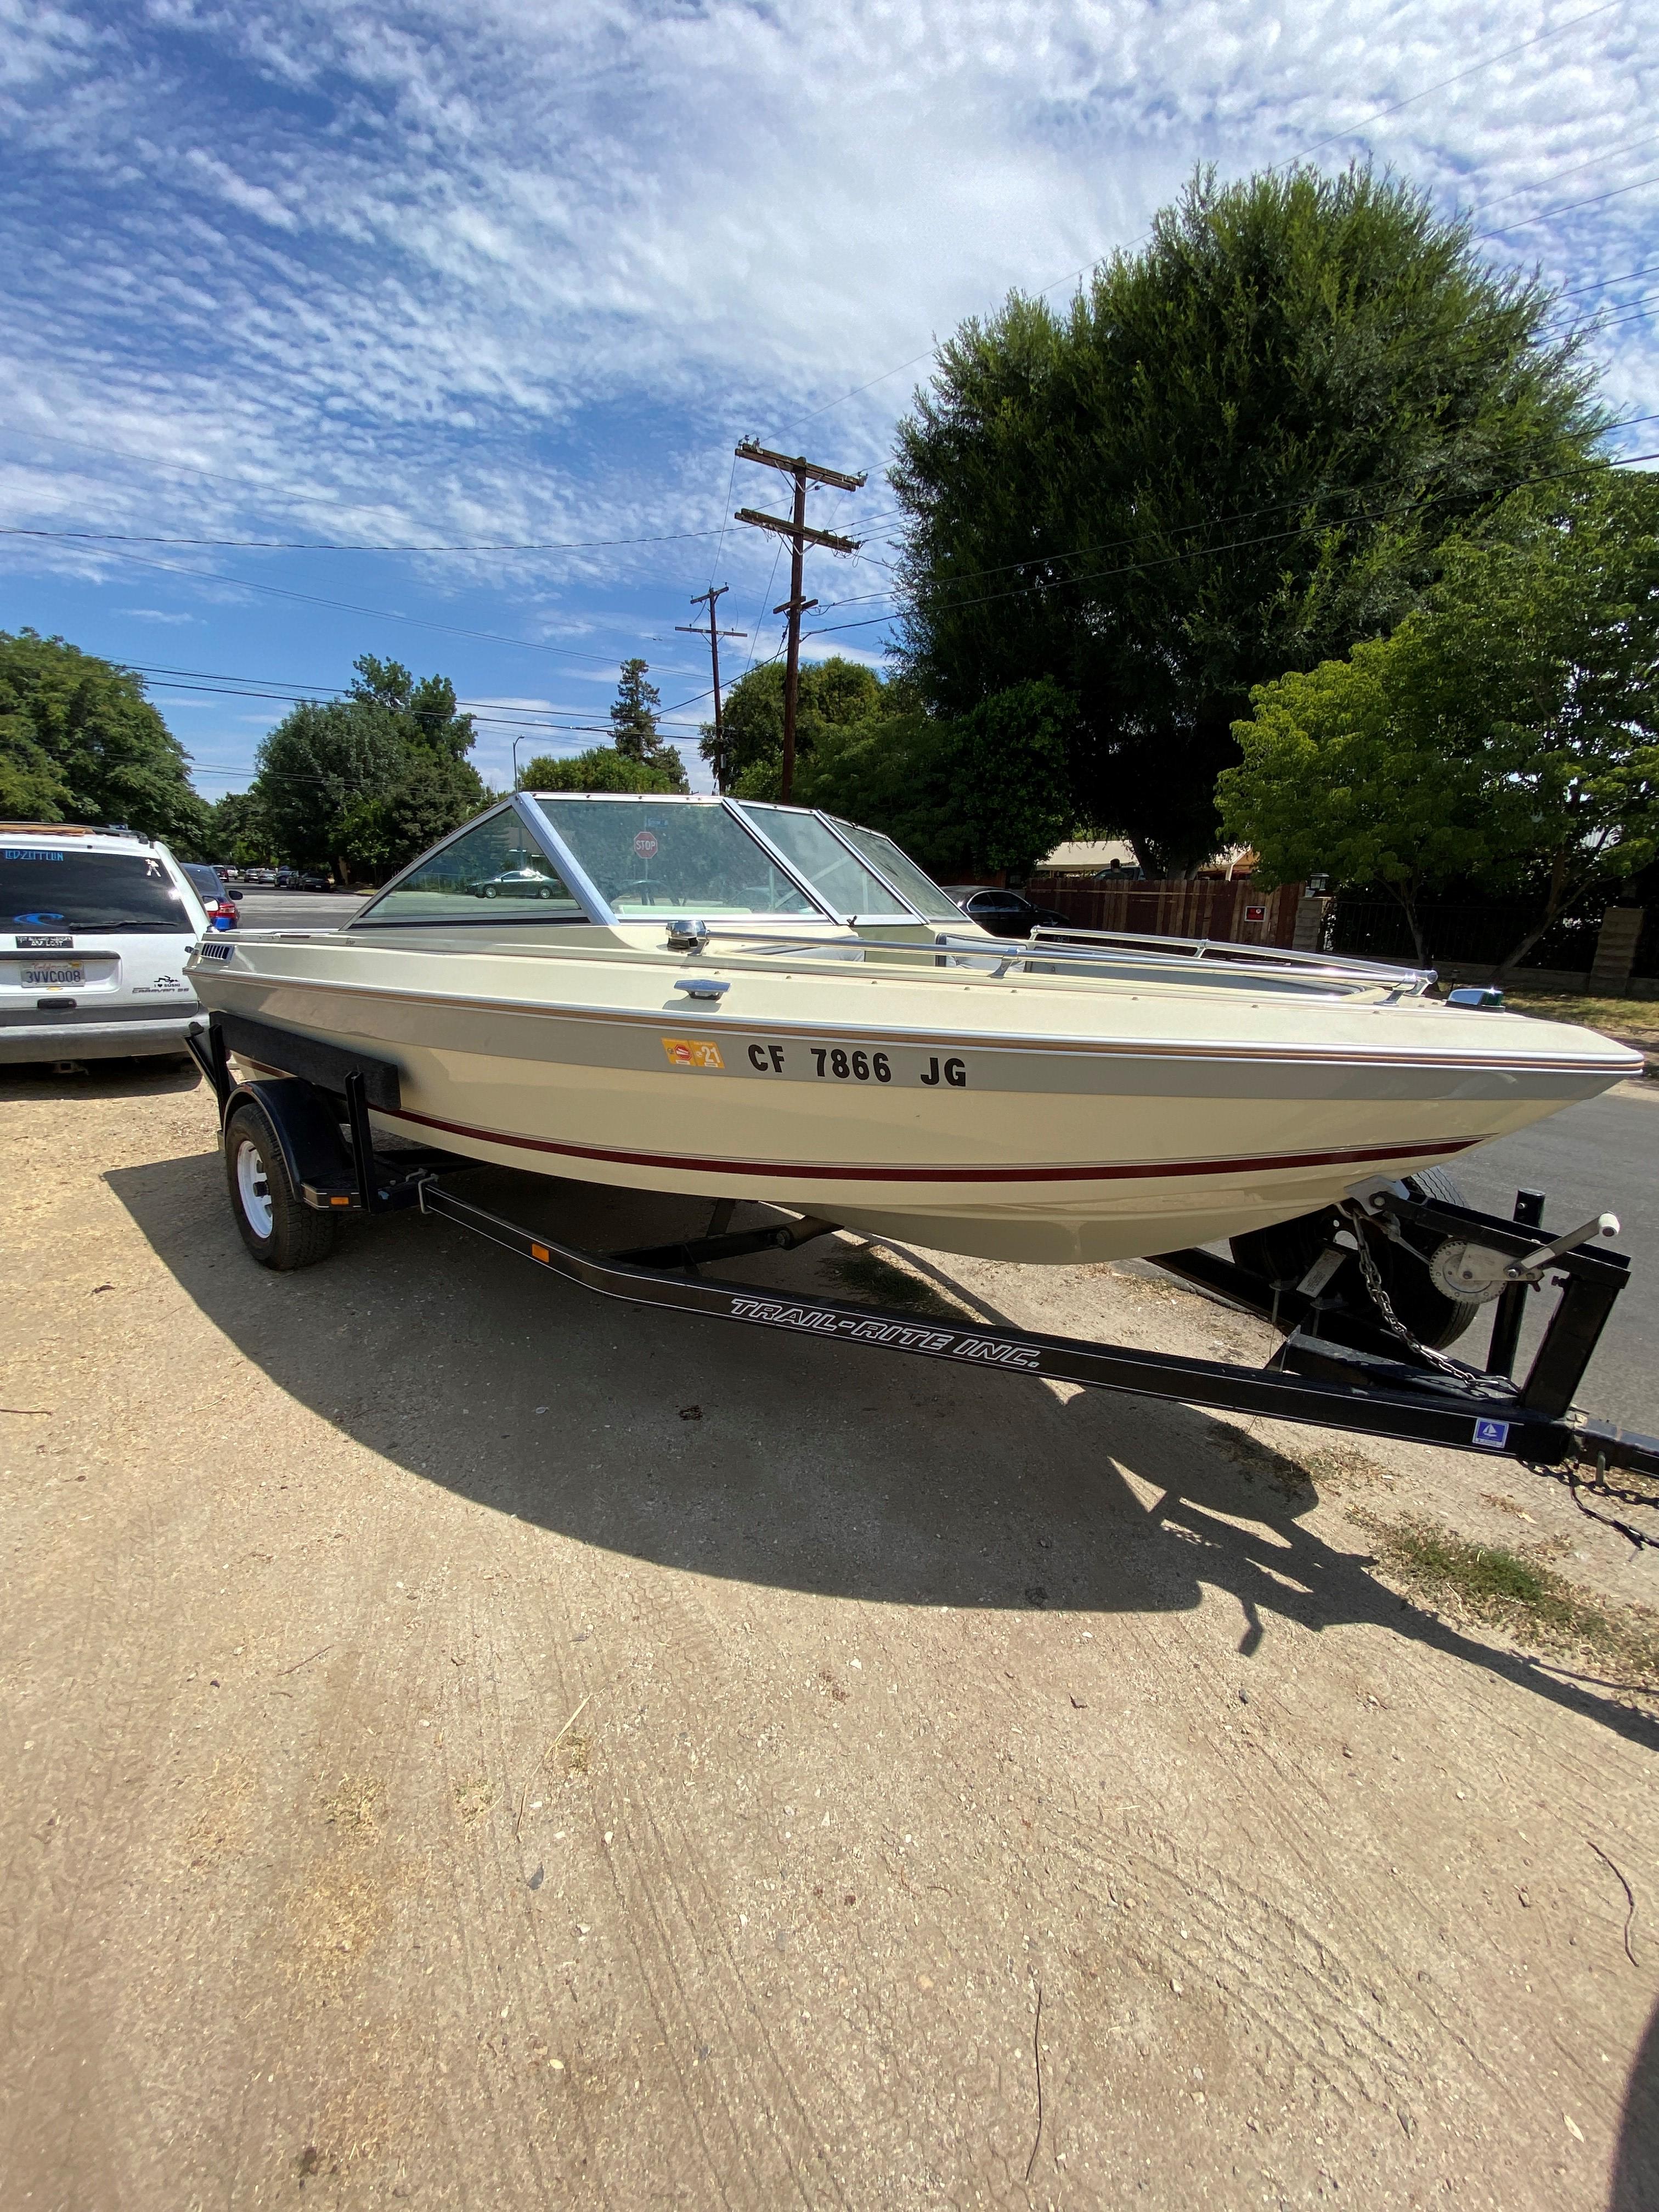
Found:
[1467,129,1659,228]
[0,521,727,555]
[809,418,1659,618]
[1480,168,1659,241]
[36,539,705,676]
[800,444,1659,642]
[113,656,711,732]
[1555,259,1659,300]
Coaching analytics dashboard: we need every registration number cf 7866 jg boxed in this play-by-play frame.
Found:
[20,962,84,988]
[740,1042,968,1087]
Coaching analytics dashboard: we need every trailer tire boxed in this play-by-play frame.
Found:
[1230,1165,1481,1350]
[224,1098,336,1271]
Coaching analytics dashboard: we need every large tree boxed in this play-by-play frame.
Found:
[520,746,680,793]
[1219,472,1659,971]
[710,657,887,795]
[892,166,1607,874]
[0,628,210,848]
[250,654,488,880]
[794,679,1078,882]
[608,658,687,788]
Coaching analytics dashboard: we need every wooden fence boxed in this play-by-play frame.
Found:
[1039,876,1304,949]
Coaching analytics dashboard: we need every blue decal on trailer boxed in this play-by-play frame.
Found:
[1472,1418,1510,1450]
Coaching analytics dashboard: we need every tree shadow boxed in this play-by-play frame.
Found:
[104,1149,1659,1753]
[1,1056,200,1103]
[1612,1994,1659,2211]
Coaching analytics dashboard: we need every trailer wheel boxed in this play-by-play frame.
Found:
[224,1098,336,1271]
[1230,1165,1481,1350]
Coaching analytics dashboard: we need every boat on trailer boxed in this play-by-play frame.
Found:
[184,793,1640,1266]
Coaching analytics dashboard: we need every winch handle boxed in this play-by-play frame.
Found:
[1505,1212,1621,1280]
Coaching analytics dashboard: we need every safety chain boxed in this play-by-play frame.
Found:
[1341,1206,1513,1397]
[1341,1205,1659,1553]
[1522,1453,1659,1554]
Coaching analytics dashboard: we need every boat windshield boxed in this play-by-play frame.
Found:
[731,805,915,921]
[532,798,819,918]
[821,817,964,925]
[358,810,585,926]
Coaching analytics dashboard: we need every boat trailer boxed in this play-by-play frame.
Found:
[189,1013,1659,1537]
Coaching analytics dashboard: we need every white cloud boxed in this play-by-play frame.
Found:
[0,0,1653,636]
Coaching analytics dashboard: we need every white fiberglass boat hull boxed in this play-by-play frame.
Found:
[188,927,1641,1263]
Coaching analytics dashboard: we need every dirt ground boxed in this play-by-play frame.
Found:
[3,1062,1656,2212]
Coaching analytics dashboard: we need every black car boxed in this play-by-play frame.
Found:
[942,886,1073,939]
[298,871,333,891]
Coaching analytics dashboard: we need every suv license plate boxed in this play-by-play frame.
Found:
[21,962,85,988]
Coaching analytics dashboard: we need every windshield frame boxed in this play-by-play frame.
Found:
[521,793,846,926]
[349,798,597,929]
[350,792,949,932]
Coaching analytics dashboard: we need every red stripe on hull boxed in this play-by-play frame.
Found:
[380,1102,1479,1187]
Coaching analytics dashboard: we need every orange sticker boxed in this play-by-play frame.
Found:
[662,1037,724,1070]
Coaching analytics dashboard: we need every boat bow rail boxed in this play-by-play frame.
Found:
[188,1011,1659,1530]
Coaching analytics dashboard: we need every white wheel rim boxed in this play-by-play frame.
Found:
[235,1137,274,1238]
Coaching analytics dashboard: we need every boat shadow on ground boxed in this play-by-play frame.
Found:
[106,1150,1659,1754]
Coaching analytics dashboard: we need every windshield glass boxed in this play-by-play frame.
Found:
[732,805,915,919]
[824,818,962,923]
[1,846,196,933]
[533,798,818,918]
[359,810,584,926]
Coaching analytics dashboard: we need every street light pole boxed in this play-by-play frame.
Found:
[512,736,528,792]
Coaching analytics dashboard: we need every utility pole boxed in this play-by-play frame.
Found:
[732,440,865,802]
[675,584,746,793]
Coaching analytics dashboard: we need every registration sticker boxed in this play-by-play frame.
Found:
[662,1037,723,1070]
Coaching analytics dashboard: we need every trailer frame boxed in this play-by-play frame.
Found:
[186,1013,1659,1501]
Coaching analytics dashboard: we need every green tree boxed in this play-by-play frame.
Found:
[206,790,275,866]
[520,746,680,793]
[1220,473,1659,970]
[250,656,488,881]
[790,673,1080,881]
[609,658,687,788]
[0,628,210,848]
[712,657,887,797]
[893,166,1606,875]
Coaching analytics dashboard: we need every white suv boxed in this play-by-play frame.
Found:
[0,823,211,1064]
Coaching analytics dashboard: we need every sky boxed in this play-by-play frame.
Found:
[1,0,1656,802]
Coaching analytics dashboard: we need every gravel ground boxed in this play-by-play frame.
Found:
[2,1060,1656,2211]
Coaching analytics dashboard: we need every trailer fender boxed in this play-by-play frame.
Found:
[223,1077,351,1195]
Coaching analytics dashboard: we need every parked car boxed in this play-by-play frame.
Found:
[0,822,210,1064]
[941,886,1073,939]
[182,863,240,929]
[471,868,564,900]
[298,871,333,891]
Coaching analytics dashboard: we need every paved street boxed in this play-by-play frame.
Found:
[231,885,369,930]
[1452,1082,1659,1437]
